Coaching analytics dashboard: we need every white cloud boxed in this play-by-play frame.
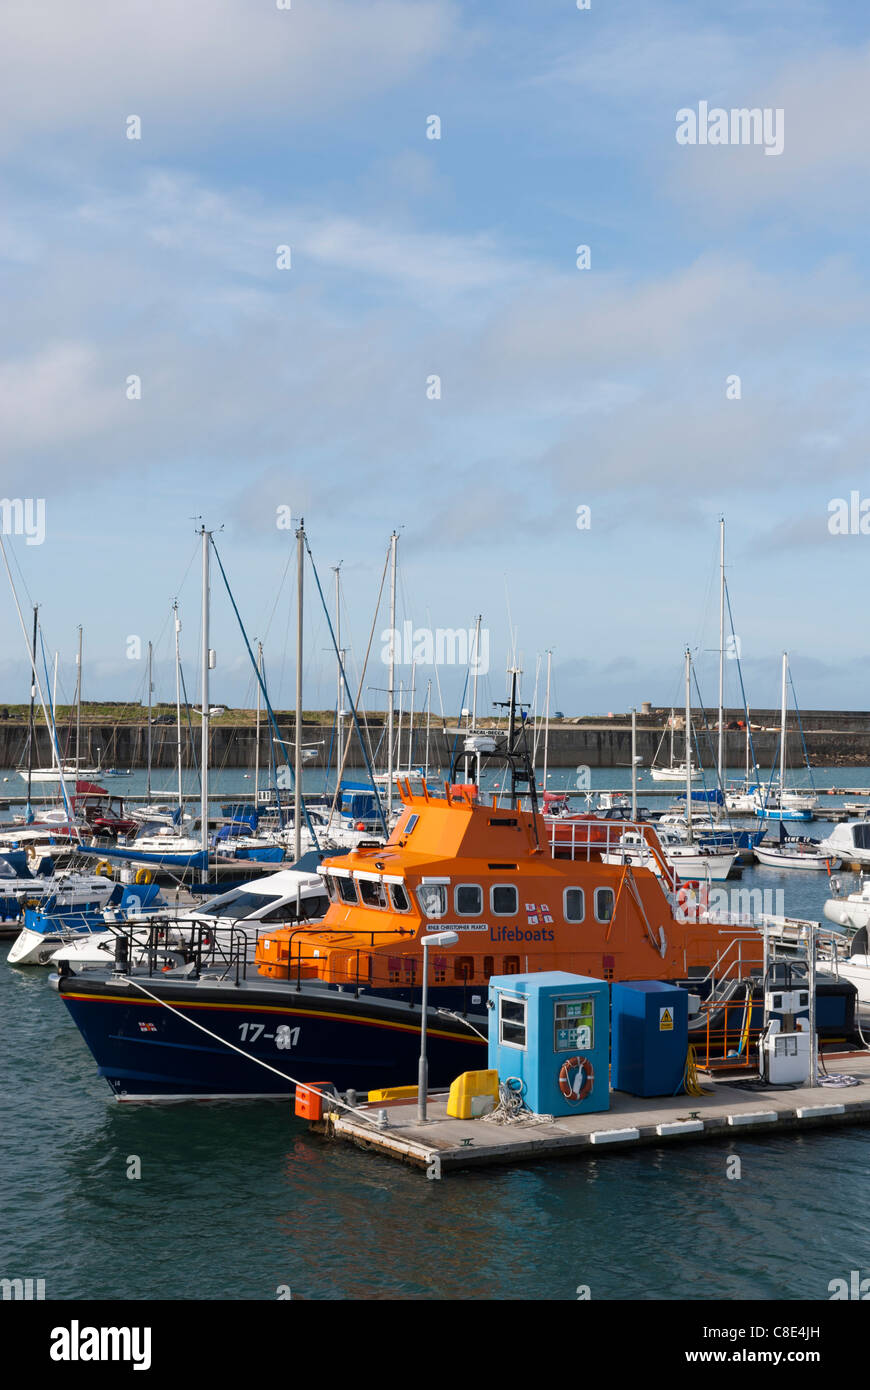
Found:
[664,42,870,219]
[4,168,869,531]
[0,0,460,150]
[0,342,122,452]
[536,22,756,103]
[63,171,526,300]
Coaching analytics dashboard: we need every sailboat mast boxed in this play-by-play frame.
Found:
[780,650,788,800]
[200,527,210,855]
[333,565,342,781]
[174,602,183,820]
[718,516,725,789]
[685,648,693,841]
[471,614,482,726]
[508,668,518,807]
[408,661,416,773]
[75,625,82,776]
[26,604,38,809]
[0,545,70,829]
[746,706,750,780]
[52,653,58,770]
[255,640,262,805]
[424,679,431,778]
[631,705,637,819]
[543,648,552,790]
[146,640,153,799]
[294,522,304,862]
[387,530,397,823]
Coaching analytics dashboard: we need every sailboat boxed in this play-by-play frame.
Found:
[724,717,761,812]
[753,818,834,870]
[649,709,700,781]
[370,535,428,800]
[665,649,736,878]
[754,654,816,822]
[17,627,103,782]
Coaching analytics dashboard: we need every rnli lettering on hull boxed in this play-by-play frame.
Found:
[425,920,556,942]
[426,922,488,932]
[490,926,555,942]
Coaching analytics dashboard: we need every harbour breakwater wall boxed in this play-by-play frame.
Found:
[3,709,870,768]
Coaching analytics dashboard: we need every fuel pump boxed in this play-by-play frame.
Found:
[760,959,812,1084]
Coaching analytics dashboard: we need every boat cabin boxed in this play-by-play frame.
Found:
[255,779,762,997]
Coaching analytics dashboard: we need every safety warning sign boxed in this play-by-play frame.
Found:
[659,1007,673,1032]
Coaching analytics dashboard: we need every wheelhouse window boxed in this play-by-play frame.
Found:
[594,887,615,923]
[854,824,870,850]
[389,883,410,912]
[416,883,447,919]
[359,878,388,909]
[337,876,359,905]
[498,994,527,1048]
[259,895,328,924]
[491,884,518,916]
[564,888,585,924]
[209,890,283,920]
[324,875,339,902]
[455,883,482,916]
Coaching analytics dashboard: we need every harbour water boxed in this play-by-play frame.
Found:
[3,765,870,1301]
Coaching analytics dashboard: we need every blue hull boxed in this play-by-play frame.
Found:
[696,828,765,851]
[55,973,487,1100]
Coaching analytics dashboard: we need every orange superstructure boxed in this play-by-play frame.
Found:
[255,779,762,992]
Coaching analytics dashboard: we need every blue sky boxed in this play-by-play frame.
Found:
[1,0,870,721]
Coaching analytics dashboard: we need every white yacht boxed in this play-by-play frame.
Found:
[594,791,632,811]
[650,763,700,783]
[778,788,819,814]
[818,926,870,1009]
[649,707,700,781]
[600,827,737,882]
[51,869,330,970]
[823,876,870,932]
[724,781,761,815]
[818,821,870,868]
[753,837,832,870]
[6,873,128,965]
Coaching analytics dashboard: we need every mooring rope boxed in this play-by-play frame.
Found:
[483,1077,553,1126]
[122,975,385,1127]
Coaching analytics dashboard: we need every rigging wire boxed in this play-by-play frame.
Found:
[302,533,387,834]
[209,536,321,846]
[328,544,391,819]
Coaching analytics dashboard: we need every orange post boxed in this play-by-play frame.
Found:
[294,1082,332,1121]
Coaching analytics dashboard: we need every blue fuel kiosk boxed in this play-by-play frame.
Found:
[611,980,689,1097]
[488,971,610,1117]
